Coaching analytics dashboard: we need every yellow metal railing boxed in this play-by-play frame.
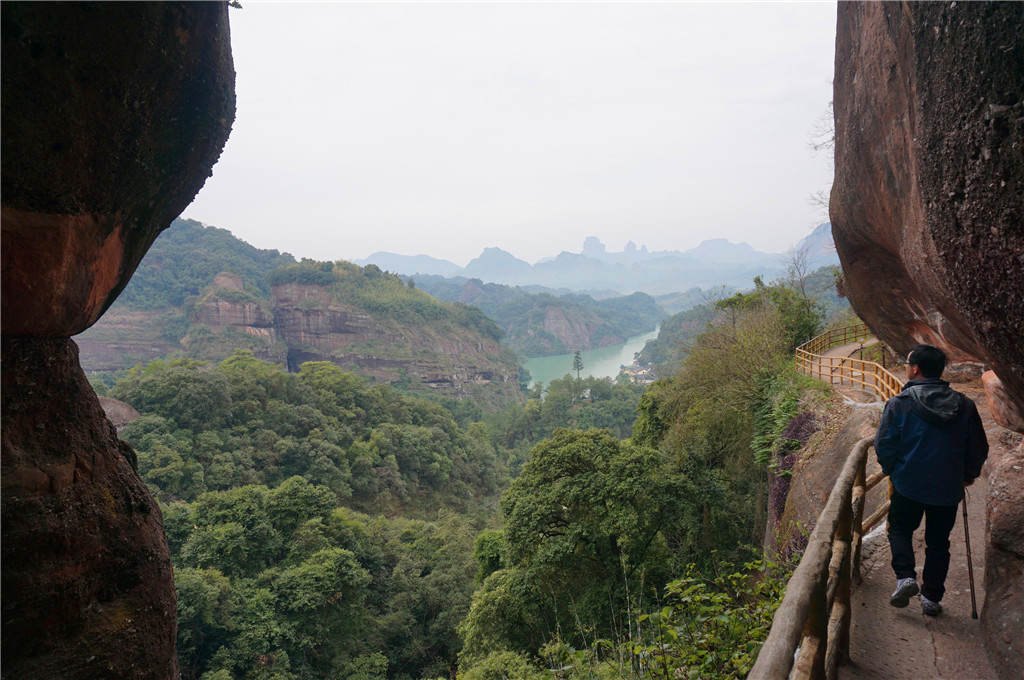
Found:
[795,324,904,401]
[750,325,904,679]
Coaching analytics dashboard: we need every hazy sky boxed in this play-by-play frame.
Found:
[183,1,837,266]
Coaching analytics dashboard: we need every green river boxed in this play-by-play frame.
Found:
[523,326,660,388]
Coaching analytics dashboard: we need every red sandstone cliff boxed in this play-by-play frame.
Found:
[831,1,1023,429]
[183,272,287,364]
[271,282,521,402]
[1,3,235,678]
[831,3,1023,676]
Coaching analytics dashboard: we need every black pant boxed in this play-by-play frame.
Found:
[887,489,959,602]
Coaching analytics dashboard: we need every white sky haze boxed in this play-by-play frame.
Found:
[183,1,838,266]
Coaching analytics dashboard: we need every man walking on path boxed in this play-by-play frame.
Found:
[874,344,988,616]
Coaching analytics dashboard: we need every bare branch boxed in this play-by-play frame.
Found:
[808,101,835,157]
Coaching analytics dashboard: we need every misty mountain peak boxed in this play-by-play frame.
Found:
[463,247,532,284]
[476,247,522,261]
[683,238,759,258]
[582,236,607,257]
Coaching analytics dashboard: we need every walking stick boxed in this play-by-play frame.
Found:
[962,487,979,620]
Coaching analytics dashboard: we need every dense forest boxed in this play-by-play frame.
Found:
[637,264,848,376]
[455,274,832,677]
[101,260,838,678]
[104,351,645,679]
[118,218,296,309]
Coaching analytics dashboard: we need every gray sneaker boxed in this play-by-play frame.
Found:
[889,577,919,607]
[921,595,943,616]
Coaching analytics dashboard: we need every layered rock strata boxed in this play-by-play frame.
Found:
[193,273,276,332]
[831,3,1023,677]
[1,3,235,677]
[74,309,183,373]
[272,282,519,398]
[185,272,286,364]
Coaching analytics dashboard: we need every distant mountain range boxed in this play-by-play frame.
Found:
[76,220,670,385]
[357,224,839,295]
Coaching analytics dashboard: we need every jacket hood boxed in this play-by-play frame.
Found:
[901,378,960,425]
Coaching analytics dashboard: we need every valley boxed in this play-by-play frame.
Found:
[523,325,660,387]
[78,218,838,401]
[7,4,1021,680]
[71,209,851,680]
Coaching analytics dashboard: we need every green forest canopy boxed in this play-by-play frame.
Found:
[88,205,853,680]
[116,218,296,309]
[103,269,837,679]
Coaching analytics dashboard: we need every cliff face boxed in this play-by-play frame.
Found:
[272,283,520,400]
[2,340,176,678]
[193,298,275,332]
[193,273,276,329]
[541,307,622,350]
[185,272,286,364]
[831,3,1023,676]
[1,3,235,678]
[75,309,183,372]
[831,1,1024,427]
[1,4,236,337]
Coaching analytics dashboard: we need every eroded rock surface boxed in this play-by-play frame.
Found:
[984,370,1024,435]
[830,1,1024,430]
[272,282,520,399]
[985,437,1024,675]
[2,339,177,678]
[1,2,235,336]
[1,3,235,677]
[99,396,142,433]
[831,4,1023,676]
[184,272,285,363]
[192,298,276,336]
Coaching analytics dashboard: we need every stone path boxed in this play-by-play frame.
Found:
[821,340,891,398]
[838,375,1004,680]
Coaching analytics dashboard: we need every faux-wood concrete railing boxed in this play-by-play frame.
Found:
[749,436,890,680]
[795,324,904,401]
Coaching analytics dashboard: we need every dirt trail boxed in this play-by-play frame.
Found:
[838,372,1006,680]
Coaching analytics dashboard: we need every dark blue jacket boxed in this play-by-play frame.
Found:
[875,378,988,507]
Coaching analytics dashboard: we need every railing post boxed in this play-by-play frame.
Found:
[794,561,829,680]
[851,449,867,582]
[750,436,877,680]
[836,489,854,669]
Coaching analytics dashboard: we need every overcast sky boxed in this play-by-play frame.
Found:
[183,1,837,266]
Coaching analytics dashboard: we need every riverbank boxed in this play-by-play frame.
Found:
[523,326,660,388]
